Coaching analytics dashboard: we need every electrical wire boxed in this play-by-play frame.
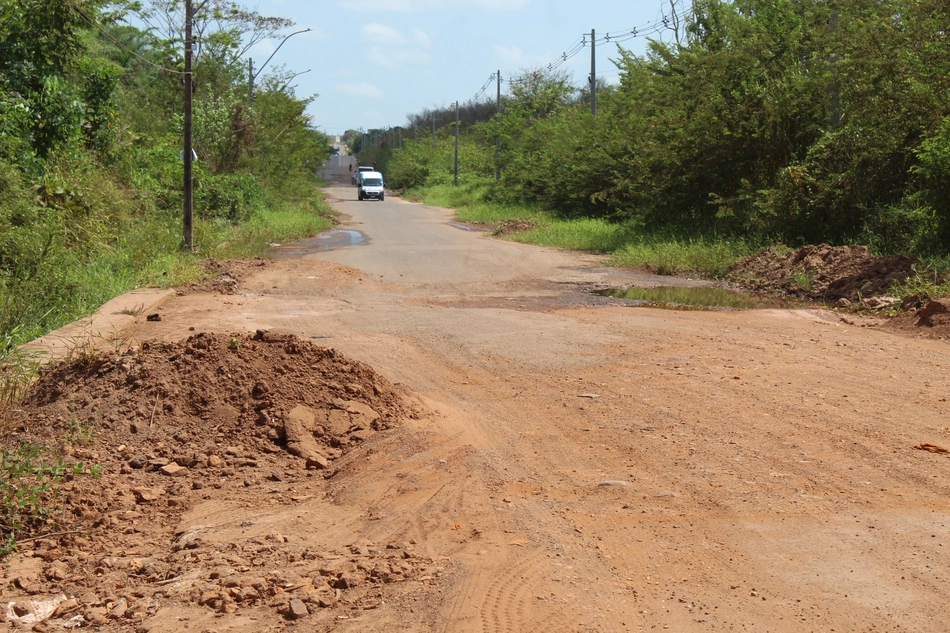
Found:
[74,4,187,75]
[470,72,497,103]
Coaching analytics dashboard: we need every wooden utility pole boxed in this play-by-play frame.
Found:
[432,116,436,147]
[495,70,501,182]
[453,101,459,186]
[248,58,254,105]
[183,0,194,251]
[590,29,596,117]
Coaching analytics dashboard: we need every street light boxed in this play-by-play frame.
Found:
[248,28,311,105]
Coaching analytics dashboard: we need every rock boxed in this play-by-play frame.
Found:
[265,531,287,543]
[288,598,309,619]
[341,400,380,427]
[159,463,188,477]
[127,455,148,469]
[833,297,851,308]
[146,458,170,471]
[52,599,80,618]
[225,446,243,457]
[119,464,133,475]
[333,572,361,589]
[268,470,285,482]
[172,454,199,468]
[83,608,108,626]
[862,296,899,310]
[207,455,224,467]
[284,406,330,466]
[31,621,51,633]
[326,409,351,436]
[917,298,950,327]
[44,563,69,581]
[131,487,164,503]
[900,294,925,311]
[108,598,127,619]
[305,454,329,470]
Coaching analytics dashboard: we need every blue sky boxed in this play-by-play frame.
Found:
[246,0,681,136]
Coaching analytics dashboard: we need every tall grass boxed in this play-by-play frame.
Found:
[414,182,756,276]
[609,236,757,276]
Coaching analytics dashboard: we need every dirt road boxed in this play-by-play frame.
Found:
[7,184,950,632]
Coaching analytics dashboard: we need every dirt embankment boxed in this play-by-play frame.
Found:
[727,244,918,301]
[1,332,441,630]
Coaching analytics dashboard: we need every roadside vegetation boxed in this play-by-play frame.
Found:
[354,0,950,293]
[0,0,333,355]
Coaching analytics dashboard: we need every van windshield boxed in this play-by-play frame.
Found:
[362,178,382,187]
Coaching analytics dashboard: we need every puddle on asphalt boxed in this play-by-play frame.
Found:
[597,286,801,310]
[447,222,489,232]
[266,230,368,257]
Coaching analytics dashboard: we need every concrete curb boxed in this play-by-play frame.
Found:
[21,288,176,364]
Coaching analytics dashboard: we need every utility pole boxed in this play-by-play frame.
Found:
[183,0,194,251]
[590,29,596,117]
[431,116,436,147]
[248,58,254,105]
[453,101,459,186]
[496,70,502,182]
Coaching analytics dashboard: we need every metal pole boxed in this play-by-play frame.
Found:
[454,101,459,186]
[590,29,596,117]
[432,117,436,147]
[183,0,194,251]
[495,70,501,182]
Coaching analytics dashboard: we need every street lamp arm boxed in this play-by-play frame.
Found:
[253,28,311,81]
[277,68,311,92]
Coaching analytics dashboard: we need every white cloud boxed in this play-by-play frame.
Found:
[493,44,547,68]
[342,0,529,12]
[360,23,408,46]
[337,83,384,99]
[411,28,431,47]
[364,46,431,68]
[359,25,432,68]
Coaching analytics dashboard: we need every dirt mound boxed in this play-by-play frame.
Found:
[727,244,917,301]
[881,297,950,339]
[0,332,435,629]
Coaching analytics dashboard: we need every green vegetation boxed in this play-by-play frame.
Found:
[0,0,333,356]
[599,286,792,310]
[381,0,950,276]
[1,444,103,557]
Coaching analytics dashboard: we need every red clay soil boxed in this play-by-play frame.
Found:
[728,244,918,301]
[0,332,438,630]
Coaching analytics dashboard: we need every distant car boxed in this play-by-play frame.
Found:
[357,171,385,201]
[353,165,374,185]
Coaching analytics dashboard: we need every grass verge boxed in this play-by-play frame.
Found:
[416,183,756,276]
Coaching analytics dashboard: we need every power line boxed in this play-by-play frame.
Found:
[470,72,497,103]
[74,4,187,75]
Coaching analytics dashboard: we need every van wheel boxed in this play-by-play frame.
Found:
[379,194,385,202]
[358,193,363,201]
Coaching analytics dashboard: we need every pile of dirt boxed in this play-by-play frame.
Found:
[727,244,918,301]
[0,331,435,629]
[881,297,950,339]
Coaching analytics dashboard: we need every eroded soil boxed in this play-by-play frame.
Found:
[4,191,950,632]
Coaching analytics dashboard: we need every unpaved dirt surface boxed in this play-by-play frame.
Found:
[4,181,950,632]
[728,244,918,301]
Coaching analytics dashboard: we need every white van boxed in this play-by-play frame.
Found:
[357,171,385,201]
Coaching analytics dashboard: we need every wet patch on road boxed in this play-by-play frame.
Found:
[447,222,491,233]
[596,286,806,310]
[267,229,369,257]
